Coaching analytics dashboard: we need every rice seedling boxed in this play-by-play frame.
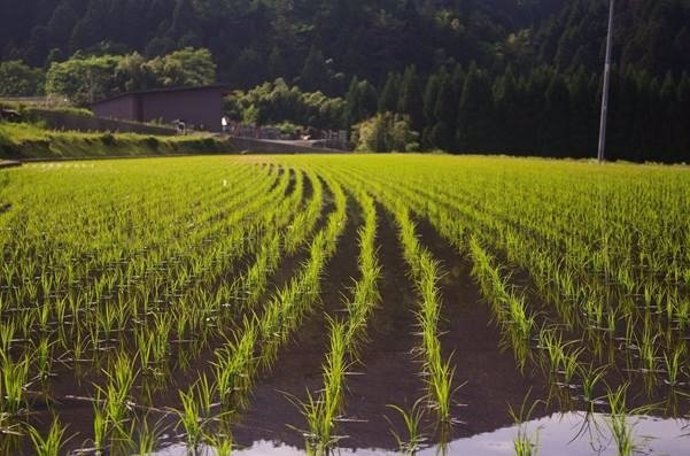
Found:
[129,416,163,456]
[176,385,207,454]
[385,398,428,455]
[0,352,29,416]
[26,418,71,456]
[663,344,686,387]
[205,432,234,456]
[606,383,636,456]
[509,395,541,456]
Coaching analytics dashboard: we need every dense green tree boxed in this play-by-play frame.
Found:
[0,60,45,96]
[352,112,418,152]
[299,46,330,93]
[540,73,570,156]
[343,77,378,127]
[143,47,215,87]
[45,54,121,104]
[397,65,424,131]
[456,64,493,151]
[378,72,401,114]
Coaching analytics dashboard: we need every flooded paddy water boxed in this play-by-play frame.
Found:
[1,156,689,456]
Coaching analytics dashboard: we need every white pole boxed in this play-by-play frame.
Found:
[598,0,615,162]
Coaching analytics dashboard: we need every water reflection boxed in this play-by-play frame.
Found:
[147,412,689,456]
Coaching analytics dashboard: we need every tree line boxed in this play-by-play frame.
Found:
[0,48,215,104]
[226,64,690,163]
[1,0,689,89]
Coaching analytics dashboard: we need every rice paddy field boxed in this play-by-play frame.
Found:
[0,154,689,456]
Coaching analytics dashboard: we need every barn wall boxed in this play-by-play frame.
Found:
[29,109,176,135]
[140,89,223,132]
[91,96,137,121]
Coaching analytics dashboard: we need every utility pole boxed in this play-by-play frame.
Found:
[597,0,615,162]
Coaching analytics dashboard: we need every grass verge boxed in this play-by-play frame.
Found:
[0,122,230,160]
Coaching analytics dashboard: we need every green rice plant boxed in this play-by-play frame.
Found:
[293,319,349,455]
[32,336,55,381]
[385,398,428,455]
[27,418,71,456]
[91,395,109,454]
[213,321,257,410]
[205,432,234,456]
[663,344,686,387]
[130,417,162,456]
[176,386,205,453]
[0,352,29,416]
[579,364,608,409]
[94,352,138,438]
[0,322,14,355]
[606,383,635,456]
[509,396,541,456]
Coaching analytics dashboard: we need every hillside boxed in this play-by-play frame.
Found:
[2,0,687,89]
[1,0,689,162]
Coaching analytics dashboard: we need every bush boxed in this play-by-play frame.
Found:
[352,112,419,152]
[143,136,160,150]
[100,133,116,146]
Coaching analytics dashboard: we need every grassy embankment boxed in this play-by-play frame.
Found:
[0,102,230,160]
[0,122,228,160]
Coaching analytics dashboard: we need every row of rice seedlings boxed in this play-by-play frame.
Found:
[450,188,687,392]
[198,177,347,451]
[0,162,259,312]
[297,320,349,454]
[15,200,285,452]
[340,158,690,414]
[0,163,282,383]
[123,173,306,396]
[392,203,456,427]
[321,161,628,412]
[385,164,663,406]
[468,236,535,371]
[319,161,464,428]
[3,162,274,324]
[229,169,320,313]
[85,167,293,368]
[294,183,381,454]
[345,158,690,394]
[0,160,294,453]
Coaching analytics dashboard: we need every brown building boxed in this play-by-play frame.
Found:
[90,85,229,132]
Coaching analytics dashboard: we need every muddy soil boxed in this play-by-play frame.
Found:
[233,196,363,448]
[335,206,426,450]
[19,171,331,455]
[414,217,550,437]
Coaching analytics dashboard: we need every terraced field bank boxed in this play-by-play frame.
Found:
[0,155,688,456]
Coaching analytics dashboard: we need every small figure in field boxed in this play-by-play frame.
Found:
[221,115,229,133]
[176,119,187,135]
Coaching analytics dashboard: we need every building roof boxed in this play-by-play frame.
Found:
[90,84,232,106]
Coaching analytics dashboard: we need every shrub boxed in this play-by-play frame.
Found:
[352,112,419,153]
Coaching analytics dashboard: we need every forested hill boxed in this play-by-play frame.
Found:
[2,0,690,162]
[1,0,688,89]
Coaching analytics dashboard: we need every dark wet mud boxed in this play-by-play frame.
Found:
[414,217,550,436]
[233,196,362,448]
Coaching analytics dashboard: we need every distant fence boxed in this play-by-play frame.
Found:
[228,122,350,150]
[29,109,177,136]
[227,137,347,154]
